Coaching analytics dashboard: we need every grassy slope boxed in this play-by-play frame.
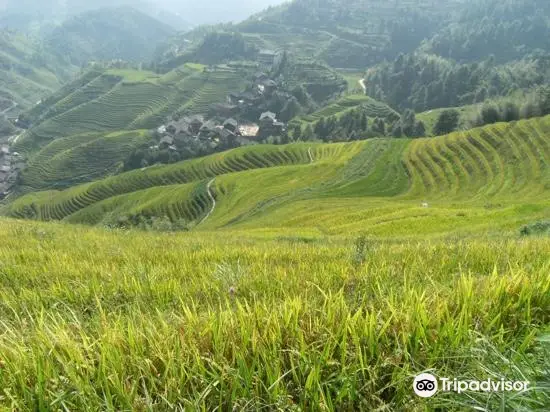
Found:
[7,115,550,238]
[0,31,75,112]
[289,94,400,131]
[235,0,468,69]
[45,6,175,66]
[1,218,549,410]
[14,62,244,154]
[19,130,151,191]
[416,104,480,136]
[13,63,253,191]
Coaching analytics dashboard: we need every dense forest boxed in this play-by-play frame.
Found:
[422,0,550,63]
[365,54,550,112]
[45,7,175,66]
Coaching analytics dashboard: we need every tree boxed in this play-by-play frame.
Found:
[314,117,327,139]
[500,102,519,122]
[400,109,416,137]
[360,112,368,131]
[433,109,460,135]
[391,124,403,138]
[302,124,315,141]
[413,120,426,138]
[292,124,302,141]
[481,103,500,125]
[371,117,386,136]
[280,97,302,122]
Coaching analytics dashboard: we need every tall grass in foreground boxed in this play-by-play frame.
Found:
[0,220,549,410]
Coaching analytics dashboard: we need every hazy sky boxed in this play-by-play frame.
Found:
[0,0,287,26]
[158,0,285,24]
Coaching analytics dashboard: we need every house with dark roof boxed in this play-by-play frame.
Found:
[258,49,277,68]
[223,118,238,133]
[160,136,175,147]
[263,80,278,95]
[259,111,277,126]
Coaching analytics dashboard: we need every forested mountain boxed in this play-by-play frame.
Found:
[0,30,76,113]
[421,0,550,64]
[45,7,175,66]
[0,0,282,31]
[365,54,550,112]
[160,0,470,70]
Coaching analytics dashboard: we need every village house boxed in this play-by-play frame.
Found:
[258,112,286,139]
[223,118,238,133]
[159,136,175,148]
[258,49,277,69]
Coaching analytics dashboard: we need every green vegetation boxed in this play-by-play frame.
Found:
[0,219,549,410]
[294,95,398,125]
[417,105,479,136]
[423,0,550,63]
[3,1,550,409]
[13,64,246,162]
[365,54,550,113]
[45,7,175,66]
[0,30,76,112]
[19,130,151,191]
[8,115,550,238]
[235,0,469,69]
[289,94,399,139]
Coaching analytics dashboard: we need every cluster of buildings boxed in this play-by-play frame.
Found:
[156,109,286,149]
[0,144,23,200]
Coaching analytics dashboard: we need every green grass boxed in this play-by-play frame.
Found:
[14,64,247,157]
[0,31,76,112]
[336,70,365,93]
[10,115,550,238]
[19,130,151,192]
[6,143,329,222]
[0,219,549,410]
[417,104,481,136]
[289,94,400,131]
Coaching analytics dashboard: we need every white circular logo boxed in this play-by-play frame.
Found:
[414,373,438,397]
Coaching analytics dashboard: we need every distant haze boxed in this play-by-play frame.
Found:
[156,0,285,24]
[0,0,286,27]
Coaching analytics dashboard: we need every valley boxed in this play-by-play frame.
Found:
[1,0,550,410]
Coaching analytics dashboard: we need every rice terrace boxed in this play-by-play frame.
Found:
[1,0,550,410]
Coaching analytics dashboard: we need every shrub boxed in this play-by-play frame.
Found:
[520,221,550,237]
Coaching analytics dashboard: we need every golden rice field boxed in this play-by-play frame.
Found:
[2,116,550,409]
[0,219,549,410]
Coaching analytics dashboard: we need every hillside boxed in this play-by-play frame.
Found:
[13,63,249,168]
[0,30,76,114]
[289,94,400,131]
[6,115,550,237]
[159,0,471,70]
[45,7,176,66]
[421,0,550,64]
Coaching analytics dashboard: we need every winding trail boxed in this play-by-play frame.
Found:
[0,101,17,116]
[308,148,314,163]
[359,79,366,94]
[199,178,216,225]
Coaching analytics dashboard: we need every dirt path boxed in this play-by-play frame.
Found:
[9,133,21,145]
[0,101,17,116]
[199,178,216,225]
[359,79,366,93]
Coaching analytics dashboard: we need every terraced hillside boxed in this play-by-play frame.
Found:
[19,130,151,192]
[236,0,469,69]
[289,94,400,131]
[6,144,327,222]
[0,30,76,113]
[7,115,550,237]
[12,64,251,190]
